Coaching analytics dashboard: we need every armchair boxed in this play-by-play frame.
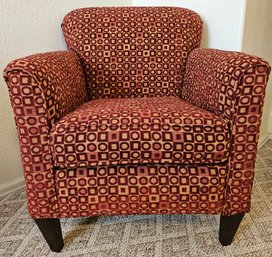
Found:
[3,7,270,252]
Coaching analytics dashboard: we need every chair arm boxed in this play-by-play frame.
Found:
[3,51,87,218]
[4,50,87,126]
[182,48,271,215]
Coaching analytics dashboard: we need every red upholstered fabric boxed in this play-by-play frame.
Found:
[50,96,230,168]
[4,51,87,126]
[3,51,87,218]
[183,49,271,214]
[62,7,203,99]
[55,165,228,217]
[3,7,271,219]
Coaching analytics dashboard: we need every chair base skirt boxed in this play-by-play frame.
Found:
[219,213,245,246]
[34,218,64,252]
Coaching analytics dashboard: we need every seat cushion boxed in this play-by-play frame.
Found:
[50,96,230,168]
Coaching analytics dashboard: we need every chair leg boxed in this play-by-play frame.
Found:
[34,218,64,252]
[219,213,245,246]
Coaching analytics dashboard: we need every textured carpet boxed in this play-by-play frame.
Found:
[1,141,272,257]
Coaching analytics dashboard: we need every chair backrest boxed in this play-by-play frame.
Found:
[62,7,203,100]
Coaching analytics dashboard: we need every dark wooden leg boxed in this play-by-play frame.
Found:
[34,218,64,252]
[219,213,245,246]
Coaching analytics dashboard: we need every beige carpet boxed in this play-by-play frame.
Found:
[1,141,272,257]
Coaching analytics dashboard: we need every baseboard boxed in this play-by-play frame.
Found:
[0,177,25,197]
[258,134,270,149]
[269,112,272,140]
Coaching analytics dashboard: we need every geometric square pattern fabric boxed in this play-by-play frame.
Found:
[4,70,59,219]
[3,51,88,219]
[182,48,271,121]
[183,48,271,215]
[4,51,87,126]
[3,6,271,221]
[55,164,228,218]
[62,7,203,99]
[50,96,230,168]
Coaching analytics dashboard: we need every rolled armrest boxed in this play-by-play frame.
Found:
[3,50,87,218]
[183,48,271,215]
[183,48,270,121]
[4,50,87,126]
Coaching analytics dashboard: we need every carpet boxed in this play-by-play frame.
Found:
[1,141,272,257]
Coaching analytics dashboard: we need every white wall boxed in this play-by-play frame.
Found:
[0,0,132,195]
[242,0,272,146]
[133,0,247,51]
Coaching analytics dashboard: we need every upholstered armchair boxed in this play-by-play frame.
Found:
[3,7,270,252]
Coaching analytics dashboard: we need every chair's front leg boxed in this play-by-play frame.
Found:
[34,218,64,252]
[219,213,245,246]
